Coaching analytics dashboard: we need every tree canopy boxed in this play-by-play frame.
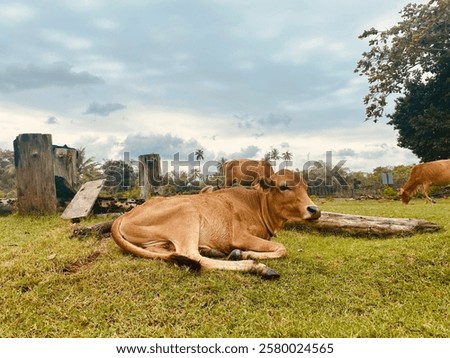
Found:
[388,60,450,161]
[355,0,449,121]
[355,0,449,162]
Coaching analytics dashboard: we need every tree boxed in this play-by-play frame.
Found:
[101,160,137,195]
[195,149,204,161]
[355,0,449,122]
[0,149,16,197]
[270,148,280,161]
[281,151,292,161]
[194,148,204,181]
[77,147,102,184]
[217,157,227,175]
[387,60,450,161]
[190,168,201,180]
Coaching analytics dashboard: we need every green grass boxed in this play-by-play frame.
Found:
[0,199,449,337]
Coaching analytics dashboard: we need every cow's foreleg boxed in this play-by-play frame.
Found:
[171,220,280,278]
[230,235,287,260]
[173,251,279,279]
[422,182,436,203]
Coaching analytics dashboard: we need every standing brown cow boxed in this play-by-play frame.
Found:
[399,159,450,204]
[223,159,274,187]
[111,169,321,278]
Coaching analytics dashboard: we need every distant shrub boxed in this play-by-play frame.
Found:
[381,186,397,198]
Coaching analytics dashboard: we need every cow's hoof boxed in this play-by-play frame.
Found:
[261,267,280,280]
[251,264,280,279]
[228,249,243,261]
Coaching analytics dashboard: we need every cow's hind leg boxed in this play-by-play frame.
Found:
[199,248,227,258]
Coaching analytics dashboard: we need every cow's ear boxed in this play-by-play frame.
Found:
[258,177,274,190]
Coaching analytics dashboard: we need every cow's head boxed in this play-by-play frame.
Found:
[257,169,321,221]
[398,188,411,204]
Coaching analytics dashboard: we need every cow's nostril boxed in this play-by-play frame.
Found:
[307,205,321,218]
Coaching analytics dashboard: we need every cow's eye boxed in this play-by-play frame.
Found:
[280,185,289,191]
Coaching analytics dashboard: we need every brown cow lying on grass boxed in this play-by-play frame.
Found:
[399,159,450,204]
[111,169,321,279]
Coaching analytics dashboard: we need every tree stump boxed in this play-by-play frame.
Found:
[53,145,80,200]
[138,154,161,199]
[13,133,57,214]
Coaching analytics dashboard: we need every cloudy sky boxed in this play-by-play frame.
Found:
[1,0,424,173]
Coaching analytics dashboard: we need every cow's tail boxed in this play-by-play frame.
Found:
[111,215,201,271]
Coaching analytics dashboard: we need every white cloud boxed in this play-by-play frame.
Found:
[0,3,34,23]
[61,0,108,12]
[272,37,352,65]
[94,18,117,30]
[41,30,92,50]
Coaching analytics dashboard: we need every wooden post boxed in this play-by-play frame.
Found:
[13,133,57,214]
[138,154,161,199]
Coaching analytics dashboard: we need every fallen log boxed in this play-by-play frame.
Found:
[70,211,441,238]
[285,211,441,237]
[71,220,114,238]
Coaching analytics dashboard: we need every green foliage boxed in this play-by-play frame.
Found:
[161,184,177,196]
[0,200,449,337]
[0,149,16,197]
[118,187,141,199]
[355,0,450,161]
[381,186,397,198]
[388,61,450,161]
[355,0,449,121]
[76,147,102,184]
[101,160,138,195]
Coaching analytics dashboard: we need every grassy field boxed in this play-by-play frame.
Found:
[0,198,448,338]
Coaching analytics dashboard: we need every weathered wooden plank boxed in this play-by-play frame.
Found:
[285,211,441,236]
[61,179,105,220]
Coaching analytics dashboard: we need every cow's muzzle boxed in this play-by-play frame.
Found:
[306,205,321,220]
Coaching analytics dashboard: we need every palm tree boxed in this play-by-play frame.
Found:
[217,157,227,176]
[270,148,280,161]
[282,151,292,161]
[194,148,204,182]
[195,149,204,161]
[190,168,201,180]
[281,151,293,169]
[77,147,101,184]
